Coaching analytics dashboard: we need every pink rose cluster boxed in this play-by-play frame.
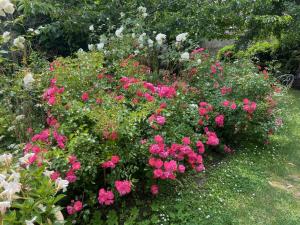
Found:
[43,78,65,105]
[243,98,257,114]
[67,200,83,215]
[148,135,206,195]
[98,180,132,206]
[222,100,237,110]
[101,155,120,169]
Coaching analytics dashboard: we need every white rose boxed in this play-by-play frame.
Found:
[180,52,190,61]
[88,44,95,51]
[89,25,94,31]
[96,42,104,50]
[176,32,188,42]
[13,36,25,49]
[23,72,35,89]
[138,6,147,13]
[115,26,124,38]
[148,39,154,47]
[155,33,166,45]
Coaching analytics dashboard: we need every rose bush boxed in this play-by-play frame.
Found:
[0,5,286,224]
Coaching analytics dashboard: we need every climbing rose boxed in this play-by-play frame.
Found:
[115,180,132,196]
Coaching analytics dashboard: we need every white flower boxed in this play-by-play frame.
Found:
[115,26,124,38]
[0,153,12,165]
[138,33,146,45]
[55,178,69,192]
[0,174,6,187]
[138,6,147,13]
[89,25,94,31]
[3,2,14,14]
[131,33,136,38]
[8,171,20,183]
[120,12,125,18]
[25,216,37,225]
[43,170,54,177]
[0,0,14,15]
[0,201,11,215]
[0,0,9,9]
[7,126,15,132]
[54,210,64,221]
[197,59,202,64]
[15,114,25,121]
[148,39,154,47]
[1,181,21,201]
[2,31,10,43]
[155,33,166,45]
[13,36,25,49]
[180,52,190,61]
[176,33,188,42]
[96,42,104,50]
[27,28,34,32]
[88,44,95,51]
[23,72,35,89]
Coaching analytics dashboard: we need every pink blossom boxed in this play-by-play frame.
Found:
[115,95,125,101]
[153,169,163,178]
[222,100,230,107]
[111,155,120,164]
[115,180,132,196]
[50,171,60,181]
[195,164,205,172]
[154,135,164,144]
[230,103,237,110]
[196,141,205,154]
[28,154,37,165]
[151,184,159,195]
[81,92,89,102]
[182,137,191,145]
[72,162,81,170]
[215,114,224,127]
[144,93,155,102]
[67,206,76,215]
[66,170,77,183]
[178,165,186,173]
[156,116,166,125]
[98,188,114,205]
[153,159,163,168]
[68,155,78,164]
[73,201,83,212]
[206,130,219,146]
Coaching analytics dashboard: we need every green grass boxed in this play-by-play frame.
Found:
[144,90,300,225]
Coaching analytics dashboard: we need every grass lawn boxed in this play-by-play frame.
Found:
[145,90,300,225]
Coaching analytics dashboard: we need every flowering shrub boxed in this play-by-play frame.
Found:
[0,5,286,224]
